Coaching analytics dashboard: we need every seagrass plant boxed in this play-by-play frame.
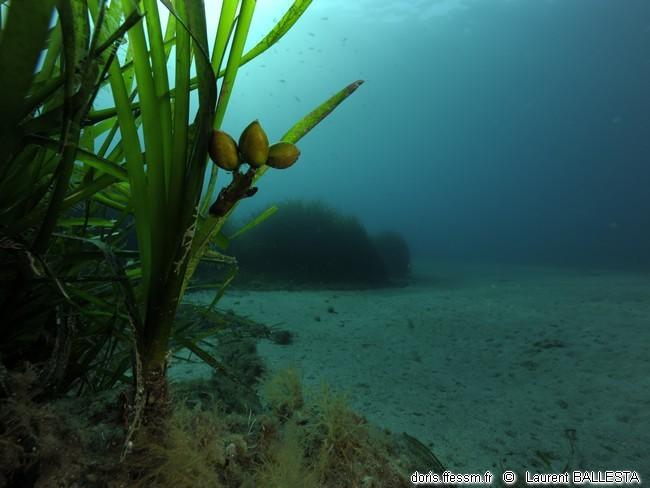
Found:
[0,0,145,394]
[1,0,364,444]
[102,0,365,434]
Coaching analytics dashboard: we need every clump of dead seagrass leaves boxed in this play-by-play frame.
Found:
[207,120,301,218]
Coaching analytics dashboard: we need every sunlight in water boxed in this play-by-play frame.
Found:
[203,0,473,26]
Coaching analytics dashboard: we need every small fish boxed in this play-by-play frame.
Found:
[294,96,301,103]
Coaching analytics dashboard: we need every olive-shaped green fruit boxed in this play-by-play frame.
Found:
[239,120,269,168]
[266,142,301,169]
[209,130,240,171]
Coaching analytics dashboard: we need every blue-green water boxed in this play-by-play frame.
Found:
[199,0,650,482]
[224,0,650,268]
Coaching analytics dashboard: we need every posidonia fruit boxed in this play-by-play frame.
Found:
[266,142,301,169]
[239,120,269,168]
[209,130,240,171]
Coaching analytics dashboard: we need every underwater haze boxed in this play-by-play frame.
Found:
[197,0,650,479]
[225,0,650,268]
[3,0,650,485]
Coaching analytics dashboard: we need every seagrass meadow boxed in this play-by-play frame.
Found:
[1,0,650,487]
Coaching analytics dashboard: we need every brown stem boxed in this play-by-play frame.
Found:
[209,167,258,218]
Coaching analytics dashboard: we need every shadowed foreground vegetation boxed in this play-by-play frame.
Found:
[0,350,439,488]
[0,0,435,485]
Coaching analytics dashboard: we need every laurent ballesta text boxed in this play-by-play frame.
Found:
[526,470,641,484]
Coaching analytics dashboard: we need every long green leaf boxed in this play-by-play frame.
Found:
[107,54,152,299]
[213,0,256,129]
[211,0,239,74]
[206,264,238,313]
[255,79,364,185]
[228,205,278,240]
[27,136,129,181]
[94,9,143,56]
[283,80,365,144]
[173,335,231,378]
[0,0,57,167]
[143,0,173,196]
[32,0,91,254]
[34,17,62,85]
[122,0,166,297]
[172,0,218,300]
[233,0,312,73]
[58,0,90,110]
[169,0,191,237]
[159,0,212,69]
[22,76,65,120]
[58,217,116,227]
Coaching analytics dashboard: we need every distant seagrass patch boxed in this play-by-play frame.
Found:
[204,199,411,289]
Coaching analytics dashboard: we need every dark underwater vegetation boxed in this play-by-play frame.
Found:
[213,199,409,287]
[1,0,650,486]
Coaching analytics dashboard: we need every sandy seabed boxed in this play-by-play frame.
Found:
[185,260,650,480]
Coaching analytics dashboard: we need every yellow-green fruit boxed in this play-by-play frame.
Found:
[239,120,269,168]
[209,130,240,171]
[266,142,301,169]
